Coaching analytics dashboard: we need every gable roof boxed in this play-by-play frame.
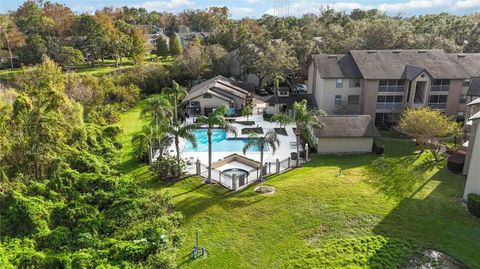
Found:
[311,54,363,78]
[350,49,469,80]
[314,115,380,138]
[401,65,429,80]
[447,53,480,77]
[183,76,250,102]
[468,79,480,97]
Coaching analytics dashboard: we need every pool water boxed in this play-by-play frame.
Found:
[184,129,263,152]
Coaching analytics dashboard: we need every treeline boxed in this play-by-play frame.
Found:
[0,58,183,268]
[1,2,479,83]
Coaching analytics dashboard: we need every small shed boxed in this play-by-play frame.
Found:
[314,115,380,154]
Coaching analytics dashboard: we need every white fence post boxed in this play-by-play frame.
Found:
[196,159,200,175]
[306,143,309,162]
[276,158,280,174]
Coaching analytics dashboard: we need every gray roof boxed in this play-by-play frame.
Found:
[401,65,428,81]
[467,97,480,106]
[265,93,317,109]
[447,53,480,77]
[314,115,380,138]
[184,75,249,102]
[311,54,362,78]
[467,78,480,97]
[350,49,469,80]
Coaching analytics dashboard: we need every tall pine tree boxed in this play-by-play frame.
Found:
[169,33,182,57]
[155,35,169,57]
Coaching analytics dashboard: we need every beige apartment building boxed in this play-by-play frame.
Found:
[307,49,480,125]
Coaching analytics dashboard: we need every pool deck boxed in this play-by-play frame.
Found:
[164,114,299,165]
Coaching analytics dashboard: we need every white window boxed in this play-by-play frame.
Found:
[336,79,343,88]
[335,95,342,106]
[460,94,467,104]
[463,79,471,87]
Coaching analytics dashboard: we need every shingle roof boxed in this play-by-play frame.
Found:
[467,97,480,106]
[447,53,480,77]
[314,115,380,138]
[350,49,469,80]
[265,93,318,109]
[468,79,480,97]
[401,65,428,80]
[311,54,363,78]
[183,75,249,102]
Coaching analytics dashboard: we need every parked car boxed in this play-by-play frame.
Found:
[255,88,270,96]
[295,84,308,93]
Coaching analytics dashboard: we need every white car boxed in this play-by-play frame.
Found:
[295,84,308,93]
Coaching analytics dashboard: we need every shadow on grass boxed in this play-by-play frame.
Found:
[369,166,480,268]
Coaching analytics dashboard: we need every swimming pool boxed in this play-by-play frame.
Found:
[184,129,264,152]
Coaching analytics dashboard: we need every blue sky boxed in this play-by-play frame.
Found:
[1,0,479,18]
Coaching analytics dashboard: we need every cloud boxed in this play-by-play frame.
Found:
[136,0,196,11]
[246,0,260,3]
[264,0,480,17]
[229,7,256,17]
[455,0,480,8]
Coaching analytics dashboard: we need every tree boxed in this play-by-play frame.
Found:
[196,105,237,183]
[180,43,211,78]
[242,130,280,180]
[400,107,457,161]
[169,33,182,56]
[155,35,169,57]
[165,122,197,176]
[162,80,187,123]
[130,27,146,63]
[272,100,324,166]
[271,72,284,105]
[53,46,83,69]
[241,41,298,88]
[0,15,25,69]
[140,96,173,127]
[132,123,163,164]
[241,104,253,120]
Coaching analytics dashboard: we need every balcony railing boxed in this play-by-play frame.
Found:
[428,103,447,109]
[430,85,449,92]
[378,85,405,93]
[376,102,404,110]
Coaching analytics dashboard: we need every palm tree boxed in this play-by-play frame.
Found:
[271,72,284,105]
[140,96,173,127]
[272,99,325,166]
[196,105,237,183]
[131,124,163,164]
[165,122,198,176]
[242,130,280,180]
[162,80,187,123]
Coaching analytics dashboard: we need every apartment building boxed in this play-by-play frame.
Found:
[307,49,480,125]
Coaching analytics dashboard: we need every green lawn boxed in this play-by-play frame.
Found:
[0,55,174,79]
[115,103,480,268]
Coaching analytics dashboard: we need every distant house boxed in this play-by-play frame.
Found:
[314,115,380,154]
[182,75,252,116]
[264,89,317,114]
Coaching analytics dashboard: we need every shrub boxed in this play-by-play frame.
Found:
[467,193,480,218]
[447,151,465,173]
[150,156,185,180]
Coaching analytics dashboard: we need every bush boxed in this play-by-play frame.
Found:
[447,151,465,173]
[150,156,185,180]
[467,193,480,218]
[263,113,273,122]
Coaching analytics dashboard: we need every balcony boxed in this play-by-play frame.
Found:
[428,103,447,110]
[430,85,449,92]
[378,85,405,93]
[376,102,404,110]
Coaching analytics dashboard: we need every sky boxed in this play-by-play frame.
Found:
[0,0,479,18]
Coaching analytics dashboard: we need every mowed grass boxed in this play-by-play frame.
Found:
[115,104,480,268]
[0,55,174,80]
